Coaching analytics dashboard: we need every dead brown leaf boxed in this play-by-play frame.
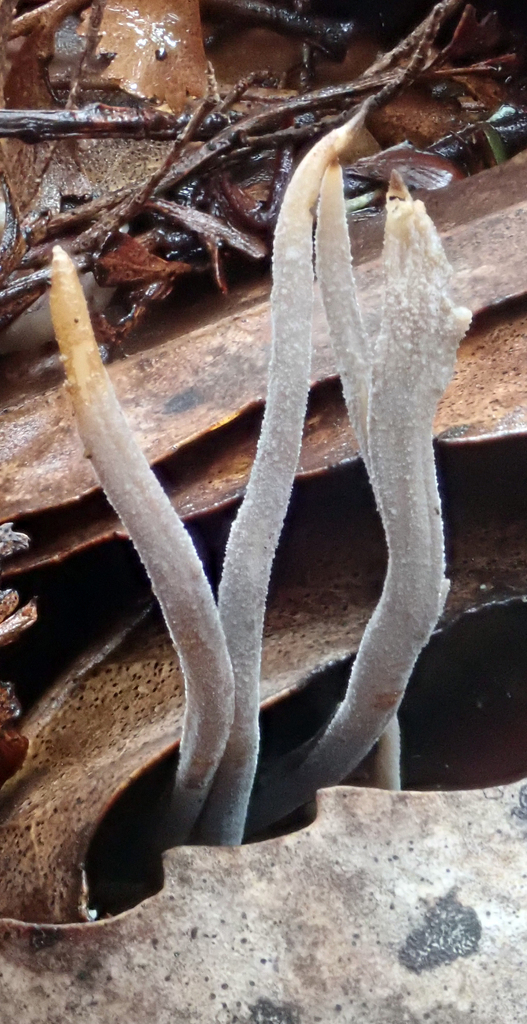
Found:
[2,156,527,576]
[0,419,526,922]
[3,20,91,216]
[0,781,526,1021]
[92,0,207,112]
[96,234,192,286]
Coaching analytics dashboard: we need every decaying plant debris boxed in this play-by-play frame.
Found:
[0,524,34,784]
[0,0,522,349]
[0,0,527,936]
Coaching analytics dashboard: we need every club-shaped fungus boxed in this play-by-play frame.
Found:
[50,102,470,844]
[249,163,471,829]
[50,247,236,844]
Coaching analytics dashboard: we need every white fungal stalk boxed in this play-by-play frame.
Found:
[249,166,471,829]
[315,161,371,465]
[196,105,374,845]
[50,247,236,843]
[373,713,402,791]
[50,103,470,846]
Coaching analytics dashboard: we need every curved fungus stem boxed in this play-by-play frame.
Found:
[248,169,471,831]
[196,102,376,845]
[50,246,236,843]
[373,712,402,791]
[50,97,470,846]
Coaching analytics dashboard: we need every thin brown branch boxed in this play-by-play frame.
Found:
[0,104,190,143]
[26,189,126,249]
[425,54,518,78]
[361,0,465,80]
[147,199,267,260]
[201,0,356,58]
[67,0,107,108]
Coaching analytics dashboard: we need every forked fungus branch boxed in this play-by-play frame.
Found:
[50,100,470,845]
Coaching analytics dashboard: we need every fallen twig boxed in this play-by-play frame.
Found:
[146,199,267,260]
[10,0,89,37]
[202,0,357,59]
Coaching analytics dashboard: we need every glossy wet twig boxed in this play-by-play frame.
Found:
[202,0,356,60]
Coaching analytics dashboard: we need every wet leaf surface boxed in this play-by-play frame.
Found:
[93,0,207,111]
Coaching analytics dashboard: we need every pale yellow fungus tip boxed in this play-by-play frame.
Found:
[50,244,106,402]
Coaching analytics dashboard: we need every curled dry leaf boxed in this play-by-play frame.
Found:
[2,157,527,576]
[0,426,525,921]
[92,0,207,112]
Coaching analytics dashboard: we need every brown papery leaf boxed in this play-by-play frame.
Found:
[4,21,91,215]
[96,234,192,286]
[2,780,527,1022]
[2,156,527,544]
[93,0,207,112]
[0,429,526,921]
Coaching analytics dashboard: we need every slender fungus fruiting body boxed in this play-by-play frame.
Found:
[50,100,470,845]
[316,160,370,465]
[249,170,471,830]
[50,246,236,843]
[373,713,402,791]
[196,103,377,845]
